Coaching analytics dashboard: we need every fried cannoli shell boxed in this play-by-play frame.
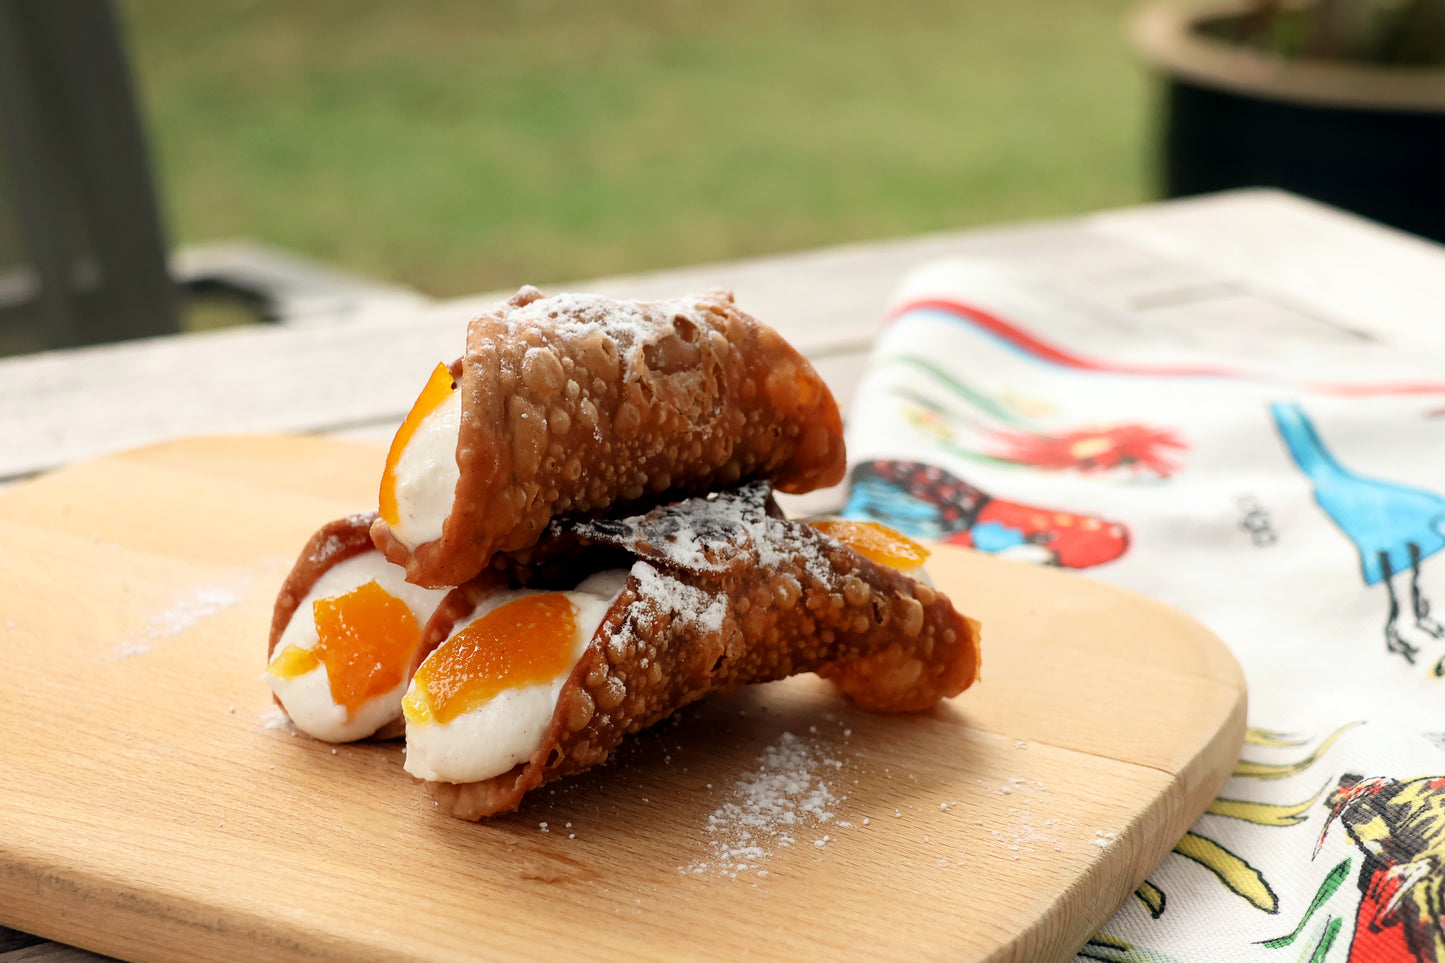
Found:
[422,484,980,819]
[372,287,847,588]
[268,513,471,740]
[268,513,379,661]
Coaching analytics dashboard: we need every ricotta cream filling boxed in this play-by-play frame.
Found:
[391,389,462,549]
[264,551,450,743]
[403,569,630,784]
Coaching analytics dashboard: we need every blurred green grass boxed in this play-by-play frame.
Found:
[123,0,1150,298]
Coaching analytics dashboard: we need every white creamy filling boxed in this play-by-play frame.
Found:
[403,569,630,784]
[391,388,462,549]
[263,551,451,743]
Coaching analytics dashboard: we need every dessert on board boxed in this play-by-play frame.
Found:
[372,285,848,588]
[405,483,979,819]
[266,513,450,742]
[265,287,981,818]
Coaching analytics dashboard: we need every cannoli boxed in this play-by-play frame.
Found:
[400,482,980,819]
[265,514,451,741]
[372,287,848,589]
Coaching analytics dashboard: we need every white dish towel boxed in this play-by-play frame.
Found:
[842,258,1445,963]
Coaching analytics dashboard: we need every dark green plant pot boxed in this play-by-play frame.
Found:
[1133,2,1445,242]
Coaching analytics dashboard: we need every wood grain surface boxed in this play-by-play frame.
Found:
[0,436,1246,962]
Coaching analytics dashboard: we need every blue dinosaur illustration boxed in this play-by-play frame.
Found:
[1270,402,1445,664]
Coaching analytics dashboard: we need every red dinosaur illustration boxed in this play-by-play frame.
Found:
[983,424,1186,478]
[1318,772,1445,962]
[843,460,1130,570]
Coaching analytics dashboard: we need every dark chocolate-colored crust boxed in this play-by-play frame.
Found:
[423,483,980,819]
[371,287,847,588]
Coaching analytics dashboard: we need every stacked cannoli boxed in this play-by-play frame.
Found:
[264,287,980,819]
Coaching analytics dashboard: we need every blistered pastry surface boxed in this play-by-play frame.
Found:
[267,513,378,660]
[372,287,846,587]
[427,483,980,819]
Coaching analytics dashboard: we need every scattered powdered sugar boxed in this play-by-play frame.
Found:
[152,584,247,636]
[684,732,842,878]
[261,707,292,730]
[308,534,347,564]
[305,513,375,564]
[574,484,837,591]
[629,561,726,636]
[631,494,760,575]
[970,780,1077,860]
[992,808,1059,860]
[503,290,708,370]
[307,532,346,563]
[990,776,1046,796]
[669,487,834,587]
[114,578,251,658]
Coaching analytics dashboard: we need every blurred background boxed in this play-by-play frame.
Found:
[123,0,1148,298]
[1,0,1440,355]
[0,0,1148,355]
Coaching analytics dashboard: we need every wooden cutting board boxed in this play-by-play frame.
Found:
[0,436,1245,963]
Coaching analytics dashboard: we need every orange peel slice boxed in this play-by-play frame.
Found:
[379,362,456,526]
[810,519,930,571]
[269,580,421,720]
[404,593,578,726]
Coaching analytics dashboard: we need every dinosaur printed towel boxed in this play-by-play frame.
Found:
[843,258,1445,963]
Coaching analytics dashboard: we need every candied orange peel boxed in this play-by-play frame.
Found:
[379,362,455,526]
[268,644,320,679]
[404,593,579,726]
[269,580,420,720]
[809,519,930,570]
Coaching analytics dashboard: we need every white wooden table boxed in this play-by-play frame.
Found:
[5,188,1445,961]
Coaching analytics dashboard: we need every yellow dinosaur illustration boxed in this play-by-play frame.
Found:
[1135,723,1359,916]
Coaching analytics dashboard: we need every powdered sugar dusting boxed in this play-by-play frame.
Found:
[685,732,841,878]
[628,561,727,634]
[261,707,292,730]
[154,584,246,635]
[573,483,837,590]
[309,536,344,564]
[502,291,708,369]
[307,519,367,565]
[114,578,251,658]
